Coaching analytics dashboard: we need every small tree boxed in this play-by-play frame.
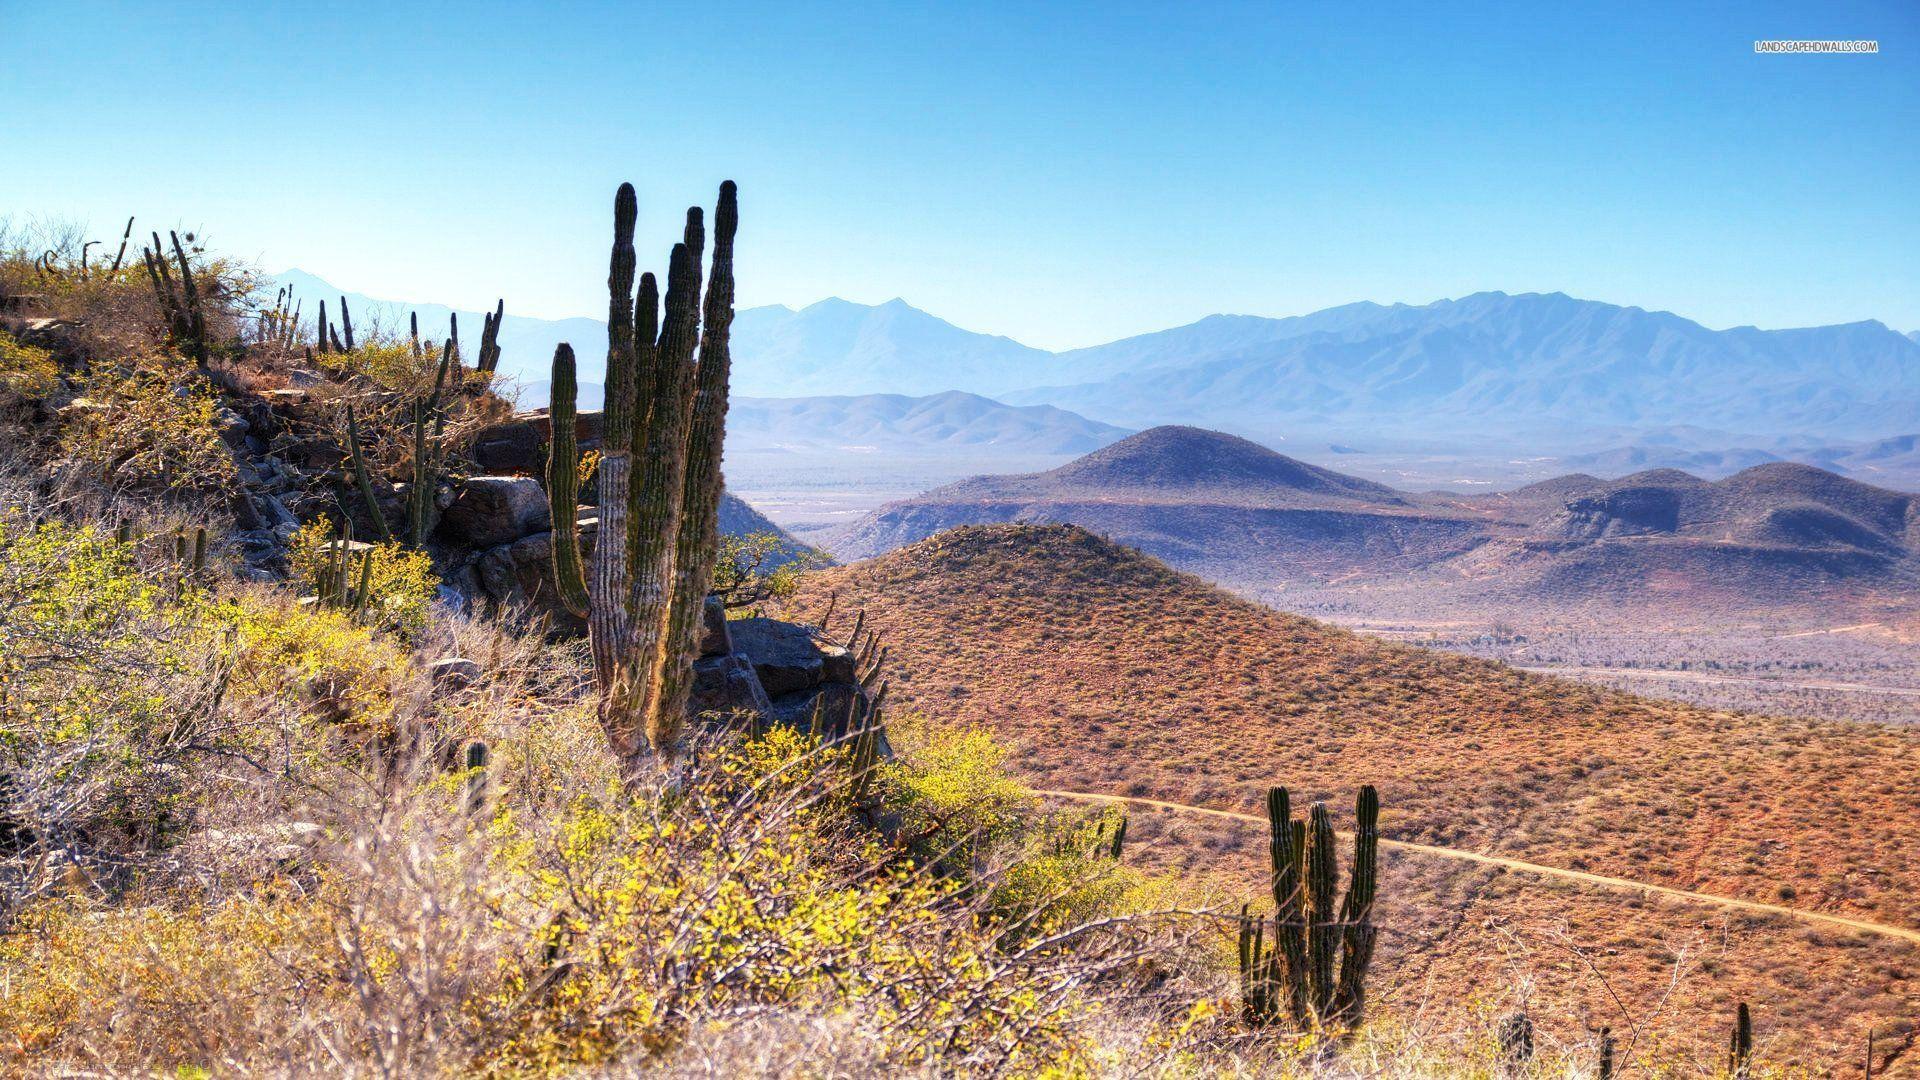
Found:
[712,531,823,612]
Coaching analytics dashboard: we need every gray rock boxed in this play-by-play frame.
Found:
[768,681,863,736]
[426,657,482,688]
[285,368,326,387]
[700,596,732,658]
[438,476,551,548]
[727,617,842,697]
[689,653,773,719]
[471,411,606,475]
[475,545,518,601]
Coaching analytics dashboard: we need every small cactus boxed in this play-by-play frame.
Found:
[1238,784,1380,1033]
[463,741,490,815]
[477,299,504,374]
[338,295,355,351]
[1728,1003,1753,1078]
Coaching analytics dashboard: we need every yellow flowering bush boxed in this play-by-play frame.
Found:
[288,518,441,635]
[60,362,235,497]
[0,330,59,400]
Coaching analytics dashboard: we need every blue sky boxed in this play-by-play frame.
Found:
[2,1,1914,349]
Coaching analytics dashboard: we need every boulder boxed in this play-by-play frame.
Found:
[689,653,774,718]
[700,595,732,657]
[768,681,862,736]
[727,618,855,697]
[471,410,606,475]
[438,476,551,548]
[426,657,482,689]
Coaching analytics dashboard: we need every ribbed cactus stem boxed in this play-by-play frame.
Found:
[545,344,590,618]
[338,295,355,351]
[317,299,330,355]
[463,741,489,815]
[345,405,393,543]
[651,181,738,751]
[1330,784,1380,1027]
[353,547,373,621]
[1729,1003,1753,1077]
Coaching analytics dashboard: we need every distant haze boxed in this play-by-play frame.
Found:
[275,270,1920,458]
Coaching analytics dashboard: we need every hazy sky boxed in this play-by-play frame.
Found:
[3,1,1914,349]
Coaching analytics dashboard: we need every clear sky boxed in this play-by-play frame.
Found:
[2,1,1914,349]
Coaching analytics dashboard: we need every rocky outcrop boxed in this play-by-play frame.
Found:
[687,597,879,745]
[437,476,550,548]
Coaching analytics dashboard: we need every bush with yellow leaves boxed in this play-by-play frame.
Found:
[58,359,236,498]
[288,518,441,635]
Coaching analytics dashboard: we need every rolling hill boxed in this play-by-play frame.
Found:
[829,427,1490,585]
[790,523,1920,1066]
[828,427,1920,623]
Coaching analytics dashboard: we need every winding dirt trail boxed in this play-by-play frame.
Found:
[1034,788,1920,947]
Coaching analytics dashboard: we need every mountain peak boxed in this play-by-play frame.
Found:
[1026,425,1406,504]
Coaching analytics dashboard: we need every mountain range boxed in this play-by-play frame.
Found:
[272,270,1920,464]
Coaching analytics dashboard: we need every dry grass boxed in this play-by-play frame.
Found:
[789,524,1920,1072]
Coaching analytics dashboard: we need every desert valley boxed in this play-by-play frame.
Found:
[5,6,1917,1075]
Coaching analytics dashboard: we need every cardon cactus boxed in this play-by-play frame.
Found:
[546,180,738,763]
[477,299,504,374]
[1238,784,1380,1033]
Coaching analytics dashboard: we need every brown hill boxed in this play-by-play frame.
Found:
[831,426,1489,586]
[793,524,1920,1067]
[829,428,1920,625]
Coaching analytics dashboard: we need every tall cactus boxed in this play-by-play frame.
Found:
[1238,784,1380,1033]
[344,404,394,543]
[546,181,738,763]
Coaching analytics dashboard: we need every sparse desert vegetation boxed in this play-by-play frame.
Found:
[790,523,1920,1070]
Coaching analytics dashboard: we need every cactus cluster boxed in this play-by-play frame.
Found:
[406,342,454,548]
[1238,784,1379,1033]
[141,230,209,369]
[311,519,376,621]
[338,333,453,549]
[546,180,737,762]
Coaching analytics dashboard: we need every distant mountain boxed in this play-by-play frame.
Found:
[274,274,1920,449]
[831,426,1920,622]
[728,298,1054,397]
[928,425,1408,507]
[271,269,599,397]
[1011,292,1920,444]
[727,391,1129,455]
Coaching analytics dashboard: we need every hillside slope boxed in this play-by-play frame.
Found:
[792,524,1920,1064]
[801,524,1919,924]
